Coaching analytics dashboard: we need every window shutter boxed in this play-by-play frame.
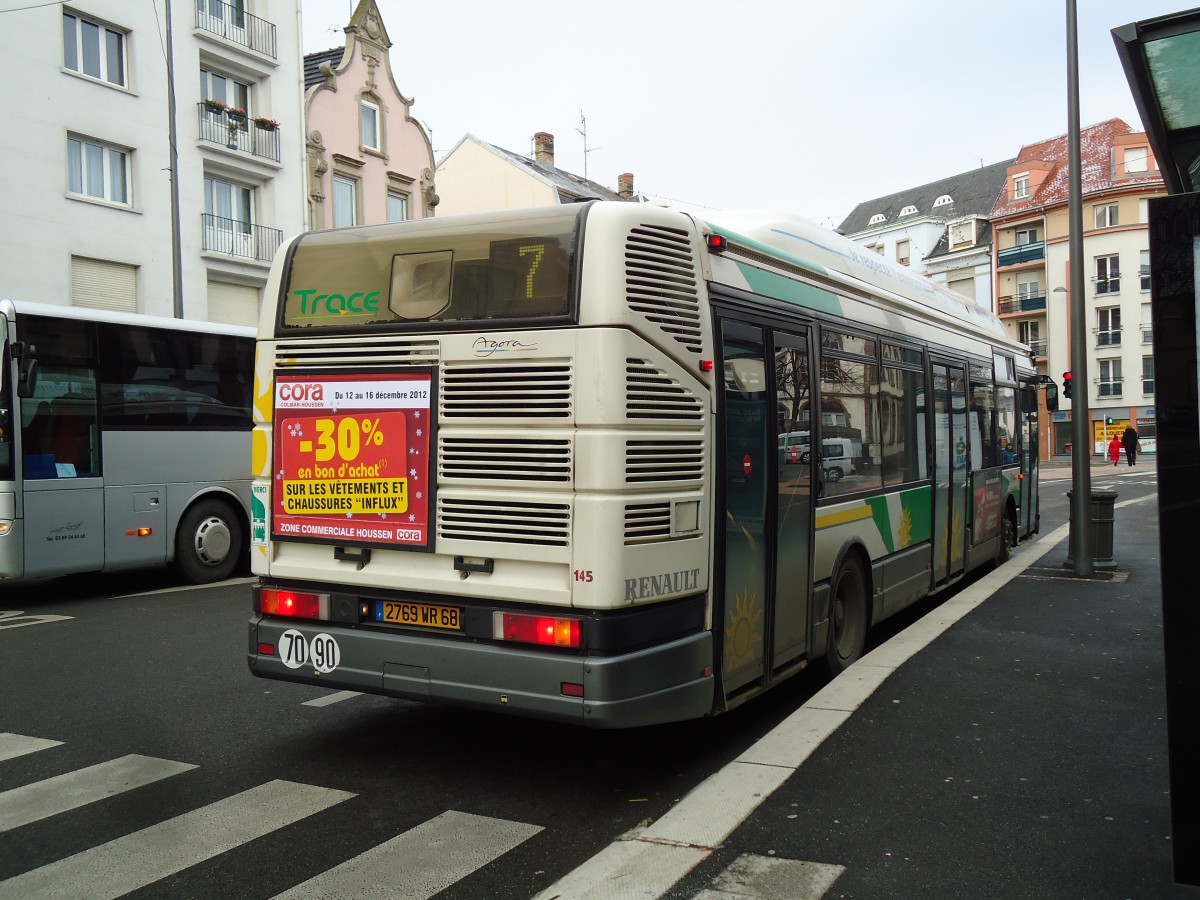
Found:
[71,256,137,312]
[207,280,259,327]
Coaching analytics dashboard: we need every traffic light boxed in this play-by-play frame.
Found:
[1105,416,1114,425]
[1062,371,1073,400]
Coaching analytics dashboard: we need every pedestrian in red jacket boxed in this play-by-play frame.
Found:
[1108,435,1122,466]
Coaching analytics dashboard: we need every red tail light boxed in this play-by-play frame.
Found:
[494,612,581,648]
[259,588,327,620]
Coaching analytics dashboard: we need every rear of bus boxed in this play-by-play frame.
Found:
[247,202,718,727]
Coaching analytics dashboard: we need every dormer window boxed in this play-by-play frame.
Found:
[868,213,886,225]
[948,219,975,250]
[1124,146,1149,174]
[900,205,918,217]
[933,195,953,208]
[1013,173,1030,200]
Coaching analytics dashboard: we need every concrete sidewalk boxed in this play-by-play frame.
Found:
[665,492,1189,899]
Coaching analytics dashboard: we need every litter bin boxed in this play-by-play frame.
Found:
[1065,489,1118,569]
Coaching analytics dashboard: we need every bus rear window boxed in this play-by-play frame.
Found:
[281,206,583,330]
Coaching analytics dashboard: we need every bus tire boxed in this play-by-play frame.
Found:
[826,554,868,677]
[995,510,1017,567]
[175,498,243,584]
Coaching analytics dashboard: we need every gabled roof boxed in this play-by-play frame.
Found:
[304,48,344,91]
[448,134,629,203]
[990,118,1163,219]
[839,159,1014,235]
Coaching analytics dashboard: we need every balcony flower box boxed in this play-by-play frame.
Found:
[253,117,279,131]
[203,99,226,112]
[225,107,247,121]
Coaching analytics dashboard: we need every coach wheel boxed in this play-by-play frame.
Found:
[826,555,868,677]
[799,450,812,465]
[826,466,843,482]
[176,498,243,584]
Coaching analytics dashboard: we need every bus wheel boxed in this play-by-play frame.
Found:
[995,513,1016,567]
[826,555,868,677]
[176,498,243,584]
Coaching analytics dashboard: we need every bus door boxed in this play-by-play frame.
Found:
[718,320,815,700]
[1019,384,1039,536]
[931,361,968,583]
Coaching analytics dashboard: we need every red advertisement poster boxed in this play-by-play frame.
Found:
[272,371,434,549]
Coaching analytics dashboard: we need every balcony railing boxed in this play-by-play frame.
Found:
[1142,325,1153,344]
[997,294,1047,315]
[997,241,1045,267]
[198,104,280,162]
[1094,328,1122,348]
[1027,339,1047,358]
[1097,377,1123,398]
[1094,276,1121,295]
[202,214,282,262]
[195,0,277,59]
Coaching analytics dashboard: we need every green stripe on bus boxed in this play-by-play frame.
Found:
[864,486,933,553]
[736,264,843,315]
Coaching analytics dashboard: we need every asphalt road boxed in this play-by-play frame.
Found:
[0,464,1160,899]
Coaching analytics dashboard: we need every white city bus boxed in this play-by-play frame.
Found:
[247,202,1042,727]
[0,300,254,583]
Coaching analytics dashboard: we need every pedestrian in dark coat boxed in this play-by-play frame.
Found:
[1122,427,1140,466]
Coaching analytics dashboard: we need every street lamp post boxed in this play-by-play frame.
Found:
[1066,0,1094,576]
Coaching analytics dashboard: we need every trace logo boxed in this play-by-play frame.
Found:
[292,289,381,319]
[472,336,539,358]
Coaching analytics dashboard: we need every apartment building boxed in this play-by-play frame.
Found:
[838,160,1013,312]
[0,1,305,326]
[991,119,1165,457]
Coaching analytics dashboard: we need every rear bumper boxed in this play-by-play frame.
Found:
[248,616,714,728]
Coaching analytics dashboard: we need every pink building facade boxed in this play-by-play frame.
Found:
[303,0,437,230]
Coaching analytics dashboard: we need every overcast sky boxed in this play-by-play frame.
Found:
[299,0,1181,228]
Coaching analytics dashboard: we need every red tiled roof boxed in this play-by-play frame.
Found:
[990,118,1163,219]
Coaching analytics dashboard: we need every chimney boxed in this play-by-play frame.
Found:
[534,132,555,167]
[617,173,635,199]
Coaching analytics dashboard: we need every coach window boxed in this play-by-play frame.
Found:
[969,361,997,468]
[818,328,881,497]
[881,344,925,485]
[20,316,100,479]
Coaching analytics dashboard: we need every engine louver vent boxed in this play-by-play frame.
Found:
[626,359,704,421]
[441,438,571,483]
[624,224,703,354]
[624,502,672,544]
[442,362,572,419]
[626,439,704,483]
[439,498,570,546]
[274,338,439,368]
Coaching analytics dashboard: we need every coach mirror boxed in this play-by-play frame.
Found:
[13,342,38,399]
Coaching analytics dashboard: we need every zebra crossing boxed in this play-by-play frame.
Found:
[0,731,543,900]
[0,730,843,899]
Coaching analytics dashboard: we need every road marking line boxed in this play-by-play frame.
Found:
[0,733,62,763]
[0,754,197,833]
[693,854,845,900]
[302,690,361,707]
[0,780,354,900]
[272,810,542,899]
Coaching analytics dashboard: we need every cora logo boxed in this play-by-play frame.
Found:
[277,382,324,404]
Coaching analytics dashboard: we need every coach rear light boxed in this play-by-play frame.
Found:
[258,588,329,621]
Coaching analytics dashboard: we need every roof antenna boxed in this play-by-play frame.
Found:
[576,111,601,182]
